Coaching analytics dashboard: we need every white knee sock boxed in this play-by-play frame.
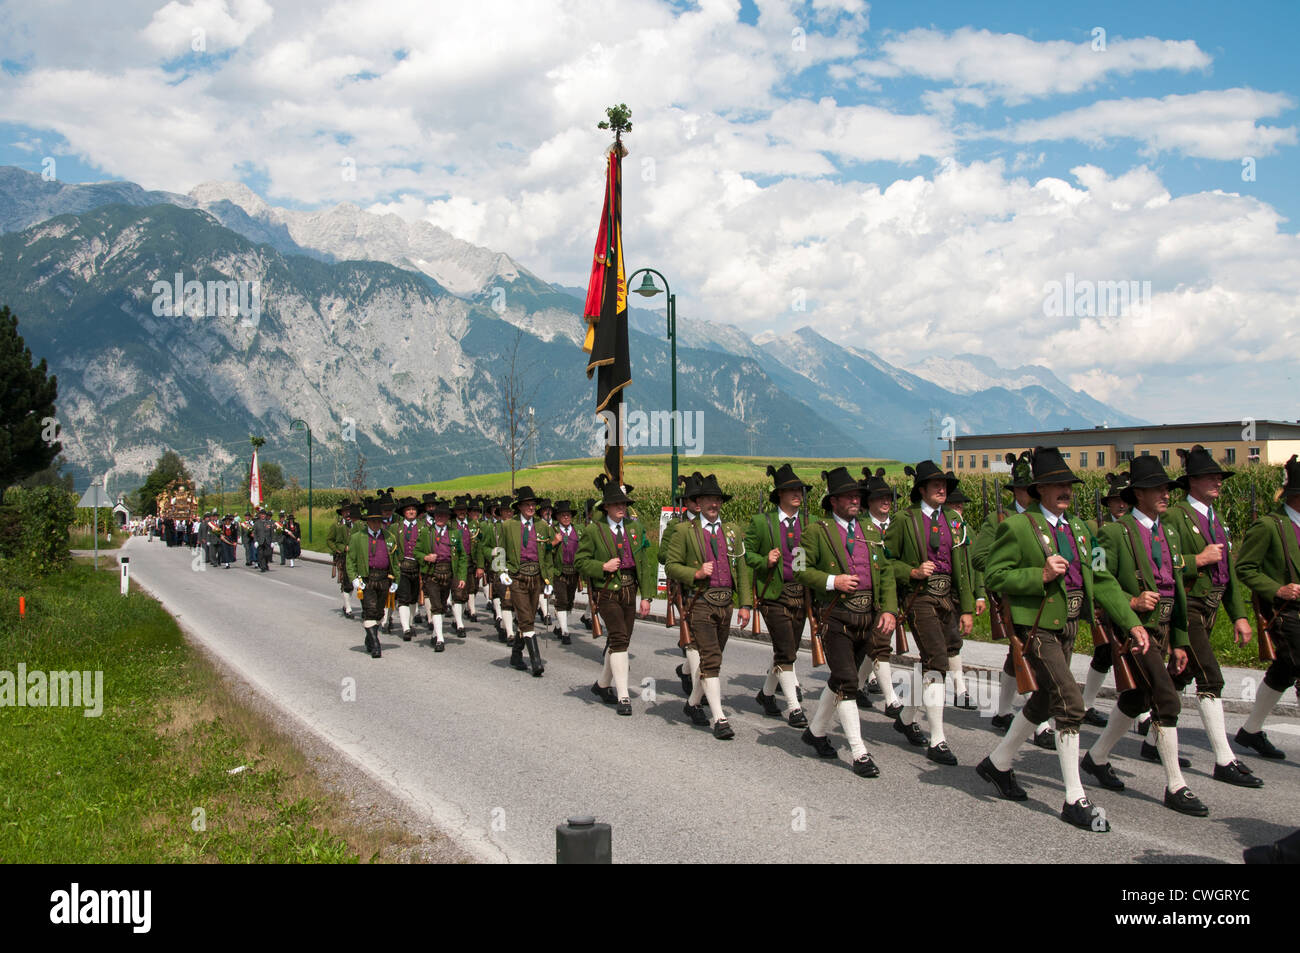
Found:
[950,656,968,698]
[837,699,868,759]
[990,711,1036,771]
[777,669,801,715]
[1090,710,1135,764]
[1136,709,1151,728]
[539,595,549,618]
[1082,666,1107,710]
[923,672,946,746]
[501,609,514,639]
[702,677,725,724]
[1057,730,1085,804]
[1244,683,1283,734]
[610,651,630,700]
[1197,695,1233,767]
[875,660,899,706]
[685,646,702,697]
[342,592,351,611]
[857,655,873,690]
[809,686,837,738]
[381,607,389,625]
[762,667,780,696]
[1154,725,1187,791]
[492,596,502,618]
[398,605,411,631]
[598,649,613,688]
[1035,720,1052,738]
[432,614,444,640]
[558,610,568,634]
[452,603,463,628]
[997,670,1018,716]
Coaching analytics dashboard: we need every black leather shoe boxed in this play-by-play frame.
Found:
[526,635,545,677]
[510,643,528,671]
[385,619,393,634]
[801,729,837,758]
[868,675,882,695]
[1235,727,1285,759]
[788,708,809,729]
[894,718,927,747]
[852,754,880,778]
[1213,760,1263,788]
[1083,707,1108,727]
[756,690,782,716]
[616,698,632,716]
[927,741,958,765]
[976,756,1027,800]
[455,625,466,638]
[712,718,735,740]
[591,682,617,704]
[1135,716,1151,736]
[884,702,903,721]
[1164,786,1209,817]
[370,636,382,659]
[560,633,571,645]
[343,609,355,620]
[676,664,693,696]
[580,614,592,630]
[1081,751,1124,791]
[1062,797,1109,832]
[433,639,445,653]
[1033,728,1057,751]
[364,630,375,654]
[401,628,413,642]
[991,713,1013,732]
[855,689,874,710]
[1140,740,1190,768]
[683,703,710,726]
[954,692,979,711]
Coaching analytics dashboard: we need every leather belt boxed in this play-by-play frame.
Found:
[400,556,418,569]
[1157,597,1175,623]
[619,569,638,586]
[840,590,874,612]
[1066,590,1084,621]
[701,587,734,608]
[925,574,952,596]
[781,582,805,599]
[518,561,541,577]
[1202,586,1225,613]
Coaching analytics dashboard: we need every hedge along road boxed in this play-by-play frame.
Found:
[120,537,1300,864]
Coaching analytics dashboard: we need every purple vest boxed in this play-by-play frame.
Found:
[399,521,419,558]
[520,521,538,562]
[367,532,390,570]
[610,523,636,569]
[433,523,452,562]
[776,513,802,582]
[1191,505,1229,587]
[1135,519,1176,598]
[559,526,580,566]
[1052,517,1084,591]
[701,524,733,588]
[837,520,873,593]
[925,508,954,574]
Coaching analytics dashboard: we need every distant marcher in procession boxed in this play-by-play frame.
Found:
[254,508,274,573]
[447,496,477,636]
[1163,446,1262,788]
[1235,453,1300,763]
[744,463,813,730]
[1080,472,1133,725]
[661,473,704,696]
[1084,456,1208,817]
[415,497,469,651]
[549,500,583,644]
[980,447,1145,831]
[856,467,896,703]
[243,511,256,566]
[536,497,555,626]
[391,497,425,641]
[793,467,899,777]
[283,513,301,567]
[220,515,237,568]
[664,472,754,739]
[464,496,485,623]
[347,498,398,659]
[941,472,980,711]
[500,487,554,677]
[327,504,360,618]
[884,461,975,765]
[576,477,655,715]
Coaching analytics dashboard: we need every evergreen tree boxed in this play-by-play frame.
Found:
[0,305,60,502]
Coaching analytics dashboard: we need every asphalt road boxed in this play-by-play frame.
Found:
[122,537,1300,864]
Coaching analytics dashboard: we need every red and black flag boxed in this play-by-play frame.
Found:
[583,146,629,485]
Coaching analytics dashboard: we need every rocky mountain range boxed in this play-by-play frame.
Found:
[0,166,1142,493]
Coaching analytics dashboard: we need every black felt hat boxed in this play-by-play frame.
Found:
[820,466,866,511]
[860,466,893,501]
[945,473,972,505]
[552,499,575,515]
[511,486,542,510]
[1282,454,1300,497]
[766,463,812,504]
[1175,445,1234,490]
[687,472,731,502]
[593,474,635,511]
[1121,457,1177,506]
[905,460,958,504]
[1101,471,1131,503]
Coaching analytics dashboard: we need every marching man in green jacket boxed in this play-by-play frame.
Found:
[980,447,1144,831]
[661,473,704,696]
[1234,453,1300,762]
[326,503,359,619]
[1084,456,1208,817]
[499,486,554,677]
[665,473,753,739]
[413,498,470,652]
[345,498,398,659]
[1164,446,1261,787]
[576,476,656,715]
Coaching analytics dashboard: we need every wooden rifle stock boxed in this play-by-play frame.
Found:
[674,587,691,648]
[1002,595,1039,694]
[665,584,677,629]
[1254,596,1278,663]
[1093,607,1138,693]
[803,590,827,667]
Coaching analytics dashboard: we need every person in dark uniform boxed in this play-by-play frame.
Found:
[346,498,397,658]
[327,504,360,618]
[549,500,582,645]
[415,498,469,650]
[254,508,274,572]
[390,497,424,641]
[283,513,301,567]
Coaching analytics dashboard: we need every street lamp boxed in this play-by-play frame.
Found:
[628,267,678,497]
[289,418,313,542]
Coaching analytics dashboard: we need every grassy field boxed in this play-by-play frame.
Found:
[0,558,462,862]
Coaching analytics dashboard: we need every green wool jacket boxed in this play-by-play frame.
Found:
[1236,507,1300,607]
[659,514,692,566]
[664,518,754,608]
[574,518,657,597]
[743,509,810,601]
[411,519,470,583]
[1165,500,1248,621]
[325,519,355,556]
[884,504,975,614]
[548,522,584,571]
[345,528,399,583]
[986,509,1140,633]
[1098,512,1189,647]
[500,517,556,581]
[792,517,899,614]
[475,519,504,575]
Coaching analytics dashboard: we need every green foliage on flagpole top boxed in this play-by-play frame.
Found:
[249,435,266,450]
[597,104,632,139]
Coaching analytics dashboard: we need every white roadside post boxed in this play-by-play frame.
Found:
[120,556,130,596]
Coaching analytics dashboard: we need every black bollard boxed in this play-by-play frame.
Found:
[556,815,611,864]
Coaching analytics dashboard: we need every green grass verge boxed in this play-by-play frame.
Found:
[0,560,439,862]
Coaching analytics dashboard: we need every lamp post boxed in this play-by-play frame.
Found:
[628,268,677,495]
[289,418,313,542]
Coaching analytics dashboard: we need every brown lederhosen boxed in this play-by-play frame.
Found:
[688,587,734,678]
[362,568,390,622]
[510,561,542,634]
[422,560,455,613]
[333,552,352,593]
[595,569,639,652]
[393,554,421,607]
[759,582,807,670]
[821,590,877,695]
[907,574,960,673]
[1116,597,1182,727]
[1017,589,1085,731]
[455,527,478,600]
[1263,602,1300,693]
[1174,587,1226,697]
[554,567,580,611]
